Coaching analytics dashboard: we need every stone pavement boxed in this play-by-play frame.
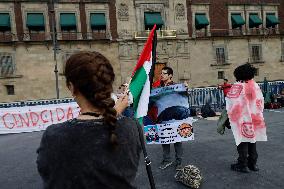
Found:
[0,109,283,189]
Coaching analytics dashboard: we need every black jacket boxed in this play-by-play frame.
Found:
[37,117,141,189]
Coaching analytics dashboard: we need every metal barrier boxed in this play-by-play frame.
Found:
[0,98,74,108]
[0,81,283,109]
[188,87,224,110]
[259,81,284,95]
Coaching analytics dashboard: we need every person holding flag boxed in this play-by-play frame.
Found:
[151,67,190,171]
[128,24,191,171]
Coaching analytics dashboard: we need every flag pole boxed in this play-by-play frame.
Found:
[149,26,157,90]
[140,25,157,189]
[126,25,157,189]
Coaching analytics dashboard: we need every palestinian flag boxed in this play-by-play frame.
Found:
[129,25,157,120]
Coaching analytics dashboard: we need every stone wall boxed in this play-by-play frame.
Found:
[0,42,119,102]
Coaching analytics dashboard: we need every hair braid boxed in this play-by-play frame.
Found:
[64,51,119,149]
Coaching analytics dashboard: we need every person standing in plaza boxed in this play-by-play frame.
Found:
[218,78,232,107]
[218,79,232,97]
[37,51,142,189]
[226,63,267,173]
[152,66,190,171]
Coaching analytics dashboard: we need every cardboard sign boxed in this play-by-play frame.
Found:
[144,117,195,144]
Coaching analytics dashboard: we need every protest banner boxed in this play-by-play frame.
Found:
[144,117,195,144]
[0,102,80,134]
[144,83,191,125]
[143,83,195,144]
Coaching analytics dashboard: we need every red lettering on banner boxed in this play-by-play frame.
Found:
[2,113,15,129]
[18,113,30,127]
[30,112,40,127]
[13,114,23,128]
[1,104,79,132]
[49,110,54,123]
[40,110,49,123]
[66,107,74,120]
[56,108,65,121]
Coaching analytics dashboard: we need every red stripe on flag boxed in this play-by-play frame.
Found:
[131,25,156,77]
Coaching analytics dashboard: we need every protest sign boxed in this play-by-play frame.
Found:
[144,83,191,125]
[0,102,80,134]
[144,117,195,144]
[143,84,195,144]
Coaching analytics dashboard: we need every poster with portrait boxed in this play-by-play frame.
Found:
[143,84,195,144]
[144,84,190,125]
[144,117,195,144]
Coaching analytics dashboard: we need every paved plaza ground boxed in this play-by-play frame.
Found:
[0,109,283,189]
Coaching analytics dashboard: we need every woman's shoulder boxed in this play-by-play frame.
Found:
[117,117,140,128]
[44,120,74,136]
[116,117,141,134]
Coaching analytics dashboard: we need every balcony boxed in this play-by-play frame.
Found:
[193,29,210,38]
[60,31,78,40]
[134,30,176,39]
[193,27,280,38]
[211,29,229,37]
[23,32,47,41]
[0,32,13,42]
[87,31,108,40]
[247,28,263,35]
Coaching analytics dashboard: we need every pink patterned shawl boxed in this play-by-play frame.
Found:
[226,79,267,145]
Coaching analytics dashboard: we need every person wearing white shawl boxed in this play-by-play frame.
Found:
[226,63,267,173]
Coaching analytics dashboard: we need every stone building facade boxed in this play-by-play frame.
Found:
[0,0,283,102]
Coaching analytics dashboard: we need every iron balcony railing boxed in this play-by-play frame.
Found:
[0,31,110,42]
[134,30,177,39]
[194,27,279,38]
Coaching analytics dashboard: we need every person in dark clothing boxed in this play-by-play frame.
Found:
[227,63,267,173]
[37,51,141,189]
[152,67,190,171]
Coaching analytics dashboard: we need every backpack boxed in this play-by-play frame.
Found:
[190,108,197,116]
[175,165,202,189]
[201,103,216,118]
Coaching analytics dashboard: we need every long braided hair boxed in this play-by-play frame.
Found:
[64,51,118,149]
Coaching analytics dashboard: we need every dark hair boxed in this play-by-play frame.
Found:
[233,63,257,82]
[64,51,118,149]
[224,79,228,82]
[162,66,173,75]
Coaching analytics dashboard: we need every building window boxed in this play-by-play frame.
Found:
[0,53,15,77]
[0,13,12,42]
[60,13,77,40]
[90,13,106,31]
[5,85,15,95]
[249,13,262,28]
[90,13,107,39]
[144,12,164,30]
[26,13,45,31]
[255,68,259,76]
[231,13,245,29]
[215,47,226,65]
[0,13,11,32]
[26,13,45,41]
[218,71,224,79]
[249,45,262,63]
[60,13,77,32]
[195,13,209,30]
[266,13,279,28]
